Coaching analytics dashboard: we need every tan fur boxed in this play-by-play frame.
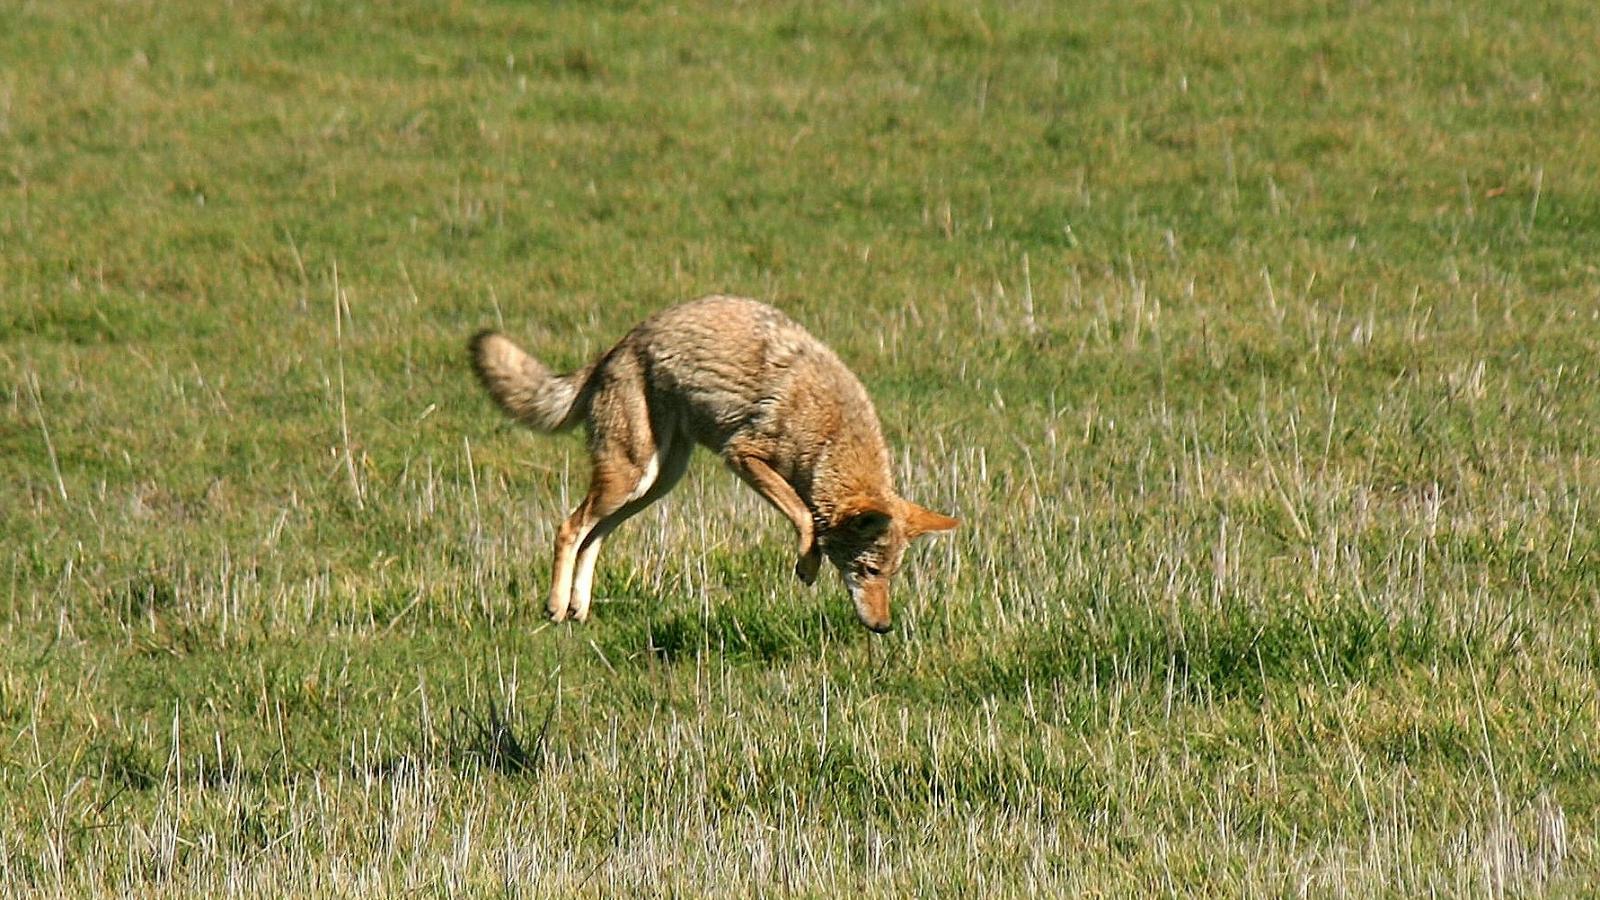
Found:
[469,332,595,431]
[470,295,957,632]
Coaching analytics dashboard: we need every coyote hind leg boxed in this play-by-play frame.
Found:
[566,429,692,621]
[549,465,645,622]
[547,397,642,623]
[546,362,677,623]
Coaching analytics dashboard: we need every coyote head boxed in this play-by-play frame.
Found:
[821,496,958,633]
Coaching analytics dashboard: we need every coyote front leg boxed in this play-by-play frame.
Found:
[727,453,821,585]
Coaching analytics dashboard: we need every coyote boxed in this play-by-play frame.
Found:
[470,295,957,632]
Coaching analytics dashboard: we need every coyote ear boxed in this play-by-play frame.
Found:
[834,495,894,536]
[901,501,959,539]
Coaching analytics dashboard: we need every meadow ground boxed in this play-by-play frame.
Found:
[4,0,1600,895]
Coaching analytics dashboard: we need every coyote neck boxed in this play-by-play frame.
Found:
[808,427,896,526]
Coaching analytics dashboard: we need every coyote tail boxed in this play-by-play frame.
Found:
[469,330,595,432]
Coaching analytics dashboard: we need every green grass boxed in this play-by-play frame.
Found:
[3,0,1599,894]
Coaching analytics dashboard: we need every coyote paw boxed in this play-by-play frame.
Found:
[795,550,821,586]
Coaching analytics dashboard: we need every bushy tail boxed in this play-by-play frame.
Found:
[469,330,595,432]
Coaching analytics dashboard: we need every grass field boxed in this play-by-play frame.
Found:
[4,0,1600,894]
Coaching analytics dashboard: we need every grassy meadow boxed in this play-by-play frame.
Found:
[5,0,1600,894]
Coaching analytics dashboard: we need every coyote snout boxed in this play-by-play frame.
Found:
[470,295,957,632]
[823,495,956,633]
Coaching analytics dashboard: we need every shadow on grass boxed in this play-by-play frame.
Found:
[590,595,863,666]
